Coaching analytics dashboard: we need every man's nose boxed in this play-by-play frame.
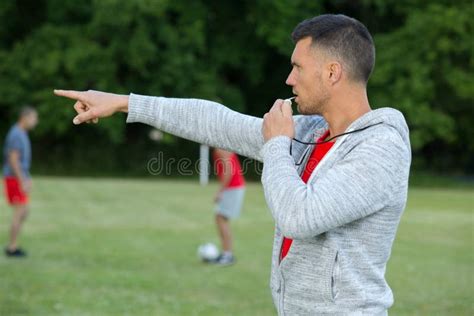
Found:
[285,70,295,86]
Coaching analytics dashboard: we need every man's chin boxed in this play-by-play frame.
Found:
[297,105,322,116]
[296,103,311,115]
[296,104,304,114]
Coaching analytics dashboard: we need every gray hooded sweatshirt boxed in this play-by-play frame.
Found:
[126,94,411,315]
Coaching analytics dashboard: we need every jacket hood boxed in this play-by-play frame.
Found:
[347,107,411,150]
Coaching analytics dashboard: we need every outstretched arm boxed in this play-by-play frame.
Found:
[54,90,264,161]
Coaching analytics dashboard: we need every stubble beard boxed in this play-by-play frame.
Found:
[298,90,329,116]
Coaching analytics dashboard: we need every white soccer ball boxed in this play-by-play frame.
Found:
[197,243,219,261]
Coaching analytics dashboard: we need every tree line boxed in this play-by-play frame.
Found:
[0,0,472,176]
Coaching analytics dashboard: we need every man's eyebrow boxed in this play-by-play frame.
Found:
[291,61,300,67]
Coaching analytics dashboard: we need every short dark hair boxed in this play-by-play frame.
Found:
[19,105,36,118]
[292,14,375,84]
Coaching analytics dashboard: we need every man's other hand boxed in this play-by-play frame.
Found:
[262,99,295,142]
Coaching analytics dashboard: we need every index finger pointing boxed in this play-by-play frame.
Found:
[54,89,86,102]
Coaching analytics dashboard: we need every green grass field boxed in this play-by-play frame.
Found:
[0,177,472,315]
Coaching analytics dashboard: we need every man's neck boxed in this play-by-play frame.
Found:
[322,87,371,137]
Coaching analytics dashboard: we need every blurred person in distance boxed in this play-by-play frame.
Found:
[209,148,245,266]
[3,106,38,257]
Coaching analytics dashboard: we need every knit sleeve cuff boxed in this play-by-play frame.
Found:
[126,93,159,126]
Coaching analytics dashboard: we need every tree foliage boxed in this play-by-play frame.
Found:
[0,0,472,174]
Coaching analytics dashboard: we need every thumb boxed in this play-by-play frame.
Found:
[282,100,293,117]
[73,109,96,125]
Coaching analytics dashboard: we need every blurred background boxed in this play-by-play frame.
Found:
[0,0,472,315]
[0,0,472,177]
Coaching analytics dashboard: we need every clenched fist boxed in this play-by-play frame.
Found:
[262,99,295,142]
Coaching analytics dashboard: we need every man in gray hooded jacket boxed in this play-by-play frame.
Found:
[55,14,411,316]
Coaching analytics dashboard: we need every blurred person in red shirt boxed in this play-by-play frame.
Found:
[210,148,245,266]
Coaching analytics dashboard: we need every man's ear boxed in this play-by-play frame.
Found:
[327,61,342,85]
